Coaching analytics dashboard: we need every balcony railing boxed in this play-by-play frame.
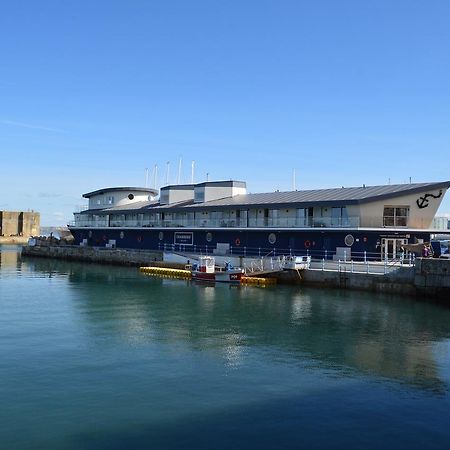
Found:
[70,216,360,229]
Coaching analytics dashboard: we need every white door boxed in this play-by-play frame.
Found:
[381,238,408,260]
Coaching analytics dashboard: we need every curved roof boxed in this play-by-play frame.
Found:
[82,187,158,198]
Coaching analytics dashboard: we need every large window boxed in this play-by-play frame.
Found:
[383,206,409,227]
[331,207,348,226]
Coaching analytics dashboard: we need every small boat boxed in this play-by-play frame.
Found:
[191,256,244,283]
[282,255,311,270]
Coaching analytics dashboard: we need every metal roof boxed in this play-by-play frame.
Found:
[82,187,159,198]
[193,180,246,188]
[79,200,158,214]
[79,181,450,214]
[179,181,450,211]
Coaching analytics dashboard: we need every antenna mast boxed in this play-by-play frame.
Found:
[177,156,182,184]
[165,161,170,185]
[153,164,158,189]
[191,161,195,184]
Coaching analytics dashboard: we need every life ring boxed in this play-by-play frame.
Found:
[304,240,311,248]
[235,238,241,246]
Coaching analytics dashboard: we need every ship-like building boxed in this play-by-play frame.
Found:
[69,180,450,260]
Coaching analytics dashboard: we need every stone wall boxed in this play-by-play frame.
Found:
[298,267,416,296]
[0,211,40,237]
[0,211,20,236]
[414,258,450,299]
[22,245,163,266]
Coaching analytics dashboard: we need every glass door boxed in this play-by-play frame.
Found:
[381,238,408,260]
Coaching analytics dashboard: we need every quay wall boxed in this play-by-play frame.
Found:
[0,236,30,245]
[22,245,163,267]
[414,258,450,299]
[20,246,450,301]
[281,259,449,301]
[294,268,416,296]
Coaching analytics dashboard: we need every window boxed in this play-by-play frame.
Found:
[383,206,409,227]
[194,191,204,203]
[296,208,306,226]
[331,207,348,226]
[107,196,114,205]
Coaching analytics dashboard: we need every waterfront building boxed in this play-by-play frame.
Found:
[69,180,450,260]
[0,210,40,237]
[432,216,450,230]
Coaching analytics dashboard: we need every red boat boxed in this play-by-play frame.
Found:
[191,256,244,283]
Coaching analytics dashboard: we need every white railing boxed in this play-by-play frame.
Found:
[71,216,361,229]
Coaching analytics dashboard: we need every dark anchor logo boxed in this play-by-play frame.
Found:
[416,190,443,209]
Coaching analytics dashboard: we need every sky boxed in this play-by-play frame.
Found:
[1,0,450,226]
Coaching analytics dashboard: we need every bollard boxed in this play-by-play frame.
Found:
[322,258,325,271]
[364,251,367,263]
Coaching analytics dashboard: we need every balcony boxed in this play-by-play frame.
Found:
[71,216,360,229]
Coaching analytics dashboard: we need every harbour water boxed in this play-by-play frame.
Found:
[1,245,450,449]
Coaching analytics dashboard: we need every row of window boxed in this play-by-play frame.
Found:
[79,205,411,227]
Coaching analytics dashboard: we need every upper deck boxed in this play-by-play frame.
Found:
[71,180,450,231]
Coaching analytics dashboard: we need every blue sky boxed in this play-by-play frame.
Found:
[1,0,449,225]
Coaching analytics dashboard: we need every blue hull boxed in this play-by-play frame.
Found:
[69,227,431,260]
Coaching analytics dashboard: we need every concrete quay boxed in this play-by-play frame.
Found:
[276,258,450,301]
[20,245,450,301]
[22,245,163,267]
[1,236,30,245]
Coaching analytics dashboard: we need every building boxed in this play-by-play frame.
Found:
[69,180,450,260]
[432,216,450,230]
[0,211,40,237]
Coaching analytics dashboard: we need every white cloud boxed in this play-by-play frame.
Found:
[0,119,65,133]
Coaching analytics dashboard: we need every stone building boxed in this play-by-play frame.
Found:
[0,211,40,237]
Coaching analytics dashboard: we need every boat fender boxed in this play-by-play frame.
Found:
[304,240,311,248]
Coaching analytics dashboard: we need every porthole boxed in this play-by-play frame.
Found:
[158,232,164,241]
[345,234,355,246]
[128,193,134,200]
[268,233,277,244]
[206,232,213,242]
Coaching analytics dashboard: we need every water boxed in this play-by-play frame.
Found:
[1,245,450,450]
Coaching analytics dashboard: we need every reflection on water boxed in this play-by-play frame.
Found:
[2,248,450,450]
[18,254,450,392]
[0,245,20,269]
